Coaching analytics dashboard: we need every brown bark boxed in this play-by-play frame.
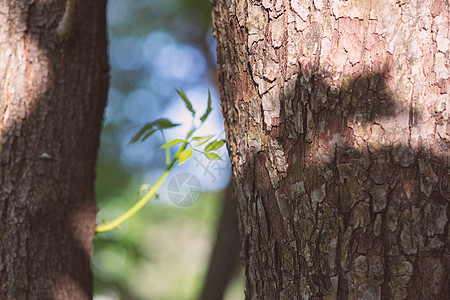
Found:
[0,0,108,298]
[200,185,241,300]
[213,0,449,299]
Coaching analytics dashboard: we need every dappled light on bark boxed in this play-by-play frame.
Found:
[0,1,108,298]
[213,0,448,298]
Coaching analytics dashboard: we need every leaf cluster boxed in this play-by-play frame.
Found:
[131,89,226,165]
[96,88,226,233]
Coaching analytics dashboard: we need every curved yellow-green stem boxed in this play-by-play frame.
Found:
[95,141,189,233]
[95,169,170,233]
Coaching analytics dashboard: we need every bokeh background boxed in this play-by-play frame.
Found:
[93,0,244,299]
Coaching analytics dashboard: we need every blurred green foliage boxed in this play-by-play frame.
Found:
[94,165,222,298]
[93,0,243,299]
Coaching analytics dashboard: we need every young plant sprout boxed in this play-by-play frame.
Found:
[95,89,226,233]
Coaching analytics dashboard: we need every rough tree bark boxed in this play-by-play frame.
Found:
[213,0,448,299]
[0,1,108,298]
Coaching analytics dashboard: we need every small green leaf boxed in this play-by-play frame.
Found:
[192,135,214,146]
[178,148,193,164]
[205,139,226,152]
[204,152,222,160]
[200,89,212,123]
[154,119,180,130]
[161,139,186,149]
[138,184,151,196]
[129,123,154,144]
[129,118,180,144]
[141,129,157,142]
[176,89,196,116]
[186,128,196,139]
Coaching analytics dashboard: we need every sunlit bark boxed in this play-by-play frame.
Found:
[213,0,449,298]
[0,1,108,298]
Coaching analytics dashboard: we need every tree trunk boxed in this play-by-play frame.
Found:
[0,1,108,298]
[200,185,241,300]
[213,0,448,299]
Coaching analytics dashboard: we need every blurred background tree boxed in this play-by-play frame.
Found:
[93,0,243,299]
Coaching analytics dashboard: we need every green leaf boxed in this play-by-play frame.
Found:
[161,139,186,149]
[129,123,155,144]
[153,119,180,130]
[178,148,193,164]
[141,129,157,142]
[205,139,226,152]
[204,152,222,160]
[129,118,180,144]
[192,135,213,146]
[138,184,151,196]
[186,128,196,139]
[200,89,212,123]
[176,89,196,116]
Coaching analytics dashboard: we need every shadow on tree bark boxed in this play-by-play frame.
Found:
[0,1,108,298]
[211,0,449,297]
[231,62,448,299]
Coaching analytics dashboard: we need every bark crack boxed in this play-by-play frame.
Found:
[407,83,415,148]
[380,183,397,300]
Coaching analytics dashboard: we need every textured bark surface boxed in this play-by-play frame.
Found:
[0,0,108,298]
[213,0,449,299]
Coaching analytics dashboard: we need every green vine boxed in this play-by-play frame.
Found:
[96,89,226,233]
